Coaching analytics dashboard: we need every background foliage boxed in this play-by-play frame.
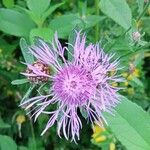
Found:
[0,0,150,150]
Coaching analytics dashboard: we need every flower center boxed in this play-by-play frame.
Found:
[53,65,96,105]
[70,81,77,88]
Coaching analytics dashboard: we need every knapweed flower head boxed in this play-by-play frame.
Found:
[20,31,123,142]
[132,31,141,42]
[129,30,146,46]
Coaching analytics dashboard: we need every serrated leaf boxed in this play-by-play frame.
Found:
[11,79,29,85]
[104,96,150,150]
[20,38,34,64]
[0,135,17,150]
[100,0,132,30]
[0,8,35,37]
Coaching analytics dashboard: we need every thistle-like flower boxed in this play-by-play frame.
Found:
[132,31,141,42]
[20,31,123,142]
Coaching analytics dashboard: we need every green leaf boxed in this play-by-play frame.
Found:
[130,77,144,87]
[42,2,64,22]
[104,96,150,150]
[100,0,132,30]
[30,28,54,43]
[68,26,82,61]
[0,38,17,54]
[84,15,105,29]
[11,79,29,85]
[50,14,83,39]
[28,138,36,150]
[20,38,34,64]
[80,107,88,119]
[0,9,35,37]
[68,28,76,61]
[136,0,144,14]
[142,17,150,35]
[20,85,35,103]
[0,117,10,129]
[27,0,50,16]
[2,0,14,8]
[0,135,17,150]
[18,146,28,150]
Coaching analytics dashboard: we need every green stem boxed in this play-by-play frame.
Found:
[107,1,150,51]
[29,119,36,150]
[135,42,150,52]
[137,1,150,22]
[120,43,150,59]
[95,0,100,41]
[107,27,131,51]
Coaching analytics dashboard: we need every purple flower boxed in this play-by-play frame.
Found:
[20,31,123,142]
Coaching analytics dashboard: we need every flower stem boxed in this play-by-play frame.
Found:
[137,0,150,22]
[29,119,36,150]
[120,42,150,59]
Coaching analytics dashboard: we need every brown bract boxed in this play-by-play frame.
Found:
[26,61,50,84]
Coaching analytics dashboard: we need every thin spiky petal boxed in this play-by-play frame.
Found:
[20,31,124,142]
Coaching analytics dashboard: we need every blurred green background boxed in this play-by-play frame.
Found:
[0,0,150,150]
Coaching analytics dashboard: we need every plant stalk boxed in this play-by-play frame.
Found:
[29,118,36,150]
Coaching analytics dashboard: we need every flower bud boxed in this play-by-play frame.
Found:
[132,31,141,42]
[26,61,50,84]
